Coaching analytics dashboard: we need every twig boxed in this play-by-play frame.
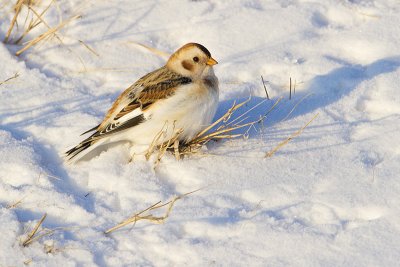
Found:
[0,72,20,86]
[289,77,292,100]
[261,75,270,100]
[265,113,319,158]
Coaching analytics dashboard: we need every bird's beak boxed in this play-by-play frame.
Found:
[206,57,218,66]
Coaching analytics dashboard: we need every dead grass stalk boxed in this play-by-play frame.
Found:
[22,213,47,247]
[142,97,282,161]
[181,97,281,154]
[4,0,24,43]
[0,72,20,86]
[104,188,201,234]
[16,14,80,56]
[265,113,319,158]
[127,41,170,58]
[13,0,55,44]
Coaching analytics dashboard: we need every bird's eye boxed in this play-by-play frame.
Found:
[193,56,199,62]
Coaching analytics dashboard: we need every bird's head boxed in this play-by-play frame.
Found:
[167,43,218,79]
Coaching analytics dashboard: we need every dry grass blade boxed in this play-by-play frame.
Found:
[191,121,255,144]
[105,189,201,234]
[4,0,24,43]
[261,75,270,99]
[74,67,138,74]
[127,41,170,58]
[264,96,283,117]
[6,200,23,209]
[194,98,251,140]
[280,93,313,122]
[0,72,20,86]
[144,121,169,160]
[155,128,183,165]
[79,40,99,57]
[104,199,175,234]
[22,213,47,247]
[143,120,184,163]
[22,228,58,247]
[225,98,269,127]
[184,97,282,151]
[6,195,26,209]
[22,214,76,247]
[144,97,281,161]
[15,5,88,71]
[265,113,319,158]
[13,0,55,44]
[15,14,80,56]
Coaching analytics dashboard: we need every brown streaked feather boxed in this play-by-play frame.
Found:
[97,66,191,132]
[138,78,189,104]
[99,88,132,129]
[114,101,140,120]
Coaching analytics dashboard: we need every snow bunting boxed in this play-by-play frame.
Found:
[66,43,219,162]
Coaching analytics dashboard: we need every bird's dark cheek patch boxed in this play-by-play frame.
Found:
[182,60,193,71]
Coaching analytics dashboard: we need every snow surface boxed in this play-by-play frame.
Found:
[1,0,400,266]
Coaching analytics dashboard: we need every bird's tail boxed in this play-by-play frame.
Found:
[64,135,105,163]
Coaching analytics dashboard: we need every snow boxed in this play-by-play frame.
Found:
[1,0,400,266]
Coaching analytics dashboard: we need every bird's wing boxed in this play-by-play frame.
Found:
[82,66,192,140]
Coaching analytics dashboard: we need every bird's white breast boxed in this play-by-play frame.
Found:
[116,79,218,147]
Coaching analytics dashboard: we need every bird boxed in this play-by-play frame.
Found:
[65,43,219,162]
